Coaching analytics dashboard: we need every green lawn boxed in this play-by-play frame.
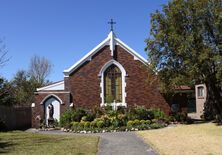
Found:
[0,131,99,155]
[137,122,222,155]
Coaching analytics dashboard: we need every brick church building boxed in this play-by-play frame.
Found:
[32,30,171,127]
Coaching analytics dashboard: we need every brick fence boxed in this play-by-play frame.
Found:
[0,105,31,130]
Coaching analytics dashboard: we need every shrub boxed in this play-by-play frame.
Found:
[60,108,87,127]
[60,109,74,127]
[71,122,79,130]
[151,119,158,123]
[117,106,126,114]
[117,114,127,126]
[144,120,151,125]
[97,120,104,128]
[71,121,79,127]
[140,120,146,125]
[133,119,141,126]
[150,123,163,129]
[107,109,118,117]
[101,115,111,127]
[90,121,97,128]
[81,116,87,122]
[92,105,104,118]
[127,120,133,128]
[79,121,85,128]
[171,112,187,122]
[152,109,166,120]
[110,117,119,127]
[126,106,155,120]
[126,107,139,120]
[72,108,87,122]
[138,124,148,130]
[84,121,90,128]
[134,106,150,120]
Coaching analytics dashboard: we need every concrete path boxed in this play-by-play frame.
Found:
[97,132,156,155]
[26,129,157,155]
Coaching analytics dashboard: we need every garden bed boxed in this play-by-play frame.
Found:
[40,106,191,133]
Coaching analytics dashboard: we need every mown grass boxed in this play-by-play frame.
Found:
[137,122,222,155]
[0,131,99,155]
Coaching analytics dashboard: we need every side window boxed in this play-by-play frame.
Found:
[197,86,204,97]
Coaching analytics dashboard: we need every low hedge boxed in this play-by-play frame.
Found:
[69,118,166,133]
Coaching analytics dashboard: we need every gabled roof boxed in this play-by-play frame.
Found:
[36,81,64,91]
[63,31,148,77]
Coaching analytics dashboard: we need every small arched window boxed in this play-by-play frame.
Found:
[104,64,122,103]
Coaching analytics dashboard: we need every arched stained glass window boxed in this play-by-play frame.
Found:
[104,64,122,103]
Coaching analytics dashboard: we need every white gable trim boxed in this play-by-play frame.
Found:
[99,59,127,107]
[63,37,110,77]
[115,38,148,64]
[37,81,64,91]
[63,31,148,76]
[40,94,64,105]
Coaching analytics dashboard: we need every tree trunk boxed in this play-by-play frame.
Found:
[205,81,222,123]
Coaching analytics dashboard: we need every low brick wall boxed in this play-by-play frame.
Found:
[0,105,31,130]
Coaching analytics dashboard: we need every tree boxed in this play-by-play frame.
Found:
[0,38,9,67]
[146,0,222,121]
[29,55,52,85]
[11,55,53,106]
[11,70,40,105]
[0,77,14,106]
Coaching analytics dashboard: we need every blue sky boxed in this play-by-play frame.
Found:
[0,0,168,82]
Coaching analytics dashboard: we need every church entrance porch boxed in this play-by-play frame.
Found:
[44,97,61,126]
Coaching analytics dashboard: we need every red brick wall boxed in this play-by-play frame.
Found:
[66,45,170,113]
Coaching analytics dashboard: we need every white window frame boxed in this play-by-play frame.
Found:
[98,59,127,108]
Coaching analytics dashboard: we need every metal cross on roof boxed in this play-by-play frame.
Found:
[108,19,116,31]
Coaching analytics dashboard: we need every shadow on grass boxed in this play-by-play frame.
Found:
[0,141,16,153]
[191,119,211,124]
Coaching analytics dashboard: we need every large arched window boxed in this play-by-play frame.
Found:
[104,64,122,103]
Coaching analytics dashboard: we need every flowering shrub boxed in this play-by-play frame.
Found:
[60,106,170,132]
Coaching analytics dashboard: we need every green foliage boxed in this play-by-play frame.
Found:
[145,120,151,125]
[133,119,141,126]
[84,121,90,128]
[152,109,166,120]
[140,120,146,125]
[60,109,74,127]
[11,70,42,105]
[171,112,187,122]
[91,105,104,118]
[0,77,15,106]
[81,112,95,122]
[61,106,170,132]
[96,120,104,128]
[127,120,134,128]
[60,108,86,127]
[127,106,162,120]
[100,115,111,127]
[71,108,86,122]
[90,121,97,128]
[71,121,79,127]
[146,0,222,121]
[150,123,164,129]
[79,121,85,128]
